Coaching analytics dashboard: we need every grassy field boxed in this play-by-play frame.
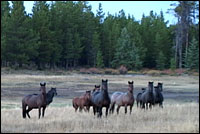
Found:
[1,70,199,133]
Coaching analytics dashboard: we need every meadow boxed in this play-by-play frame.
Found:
[1,69,199,133]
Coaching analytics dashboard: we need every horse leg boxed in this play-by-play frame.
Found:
[75,107,78,112]
[159,102,163,108]
[116,105,120,115]
[109,103,114,114]
[140,101,143,108]
[93,106,96,115]
[149,103,152,110]
[125,105,127,114]
[146,103,148,110]
[99,107,102,118]
[38,107,41,119]
[105,106,109,117]
[42,106,46,117]
[83,106,87,112]
[79,106,82,112]
[86,106,90,112]
[26,107,32,118]
[130,105,133,114]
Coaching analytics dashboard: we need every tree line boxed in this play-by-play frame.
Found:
[1,1,199,71]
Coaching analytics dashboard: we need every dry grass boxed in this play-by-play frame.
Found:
[1,103,199,133]
[1,70,199,133]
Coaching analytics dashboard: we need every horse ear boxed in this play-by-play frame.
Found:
[95,85,97,88]
[106,79,108,82]
[40,83,42,86]
[44,82,46,86]
[142,88,145,90]
[102,79,104,82]
[132,81,134,83]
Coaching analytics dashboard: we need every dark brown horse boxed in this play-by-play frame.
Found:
[136,88,146,108]
[72,90,91,112]
[22,82,47,119]
[110,81,134,114]
[91,79,111,118]
[153,82,164,108]
[141,81,154,110]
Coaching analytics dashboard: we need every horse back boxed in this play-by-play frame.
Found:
[111,92,123,103]
[141,91,154,103]
[22,94,43,108]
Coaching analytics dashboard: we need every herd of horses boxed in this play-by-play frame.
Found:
[22,80,164,119]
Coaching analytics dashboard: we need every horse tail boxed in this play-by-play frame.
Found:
[22,99,26,118]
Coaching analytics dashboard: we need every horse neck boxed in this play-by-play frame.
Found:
[47,90,54,99]
[148,84,153,92]
[128,85,133,94]
[101,89,109,98]
[40,87,46,102]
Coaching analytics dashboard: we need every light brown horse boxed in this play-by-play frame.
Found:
[72,90,91,112]
[110,81,134,114]
[22,82,47,119]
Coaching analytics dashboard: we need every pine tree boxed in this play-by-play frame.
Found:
[1,1,11,66]
[32,1,52,69]
[184,37,199,70]
[170,57,176,70]
[96,50,104,68]
[91,31,101,67]
[5,1,38,67]
[112,27,142,70]
[156,51,166,70]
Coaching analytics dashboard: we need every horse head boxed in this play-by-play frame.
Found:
[101,79,108,91]
[51,87,57,96]
[85,90,91,100]
[40,82,46,94]
[148,81,154,92]
[93,85,101,92]
[128,81,134,93]
[158,82,163,92]
[154,86,159,92]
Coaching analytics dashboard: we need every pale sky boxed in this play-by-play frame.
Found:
[9,1,178,26]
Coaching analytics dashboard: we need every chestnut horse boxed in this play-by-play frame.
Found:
[110,81,134,114]
[72,90,91,112]
[22,82,47,119]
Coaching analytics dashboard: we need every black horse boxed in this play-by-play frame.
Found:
[46,87,57,105]
[33,87,57,106]
[91,79,111,118]
[141,81,154,110]
[136,88,146,108]
[153,82,164,108]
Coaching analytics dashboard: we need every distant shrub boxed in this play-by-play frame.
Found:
[105,68,119,75]
[161,69,175,75]
[118,65,127,74]
[79,68,90,74]
[175,69,187,75]
[144,69,161,76]
[88,68,103,74]
[127,70,140,74]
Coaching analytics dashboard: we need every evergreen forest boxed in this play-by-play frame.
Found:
[1,1,199,71]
